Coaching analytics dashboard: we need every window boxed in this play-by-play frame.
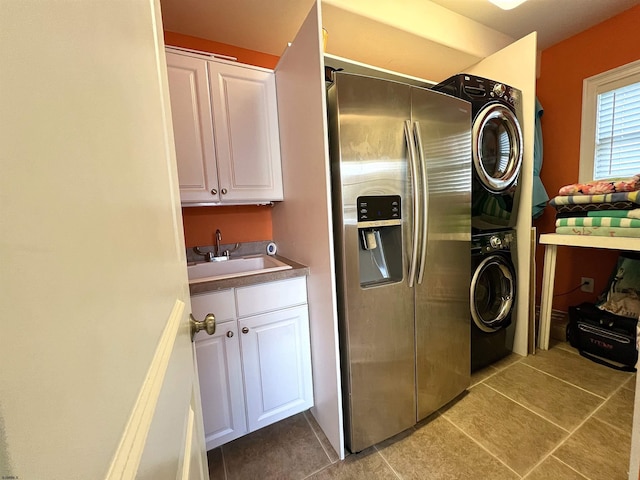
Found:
[579,59,640,183]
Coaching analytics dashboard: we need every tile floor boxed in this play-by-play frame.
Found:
[207,341,637,479]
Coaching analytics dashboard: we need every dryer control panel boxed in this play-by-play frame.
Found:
[472,230,515,254]
[432,74,520,109]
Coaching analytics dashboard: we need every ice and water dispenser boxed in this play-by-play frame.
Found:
[357,195,403,287]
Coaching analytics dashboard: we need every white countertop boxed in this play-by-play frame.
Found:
[539,233,640,251]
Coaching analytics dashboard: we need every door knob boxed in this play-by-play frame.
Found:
[190,313,216,341]
[210,188,218,195]
[221,188,228,195]
[241,327,249,334]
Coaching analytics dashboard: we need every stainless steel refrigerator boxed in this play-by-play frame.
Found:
[328,72,472,453]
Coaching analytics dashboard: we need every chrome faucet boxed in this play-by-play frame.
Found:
[214,229,222,258]
[192,231,240,263]
[192,246,214,262]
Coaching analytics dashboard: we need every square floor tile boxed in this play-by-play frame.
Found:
[376,414,518,479]
[207,448,225,480]
[470,365,498,387]
[524,456,589,480]
[307,448,398,479]
[548,340,577,355]
[221,413,331,480]
[622,374,637,391]
[485,362,603,430]
[594,387,635,433]
[523,346,632,398]
[492,352,524,371]
[554,416,632,480]
[442,384,567,475]
[304,410,340,463]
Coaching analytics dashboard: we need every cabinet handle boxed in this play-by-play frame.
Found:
[221,188,228,195]
[210,188,217,195]
[241,327,249,334]
[226,331,234,338]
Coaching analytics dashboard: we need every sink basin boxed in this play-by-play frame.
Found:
[187,254,292,283]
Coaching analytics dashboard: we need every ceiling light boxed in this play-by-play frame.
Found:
[488,0,528,10]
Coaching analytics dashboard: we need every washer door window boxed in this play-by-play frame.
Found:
[471,254,516,333]
[473,103,523,193]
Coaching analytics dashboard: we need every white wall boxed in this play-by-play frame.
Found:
[273,2,345,458]
[467,32,539,356]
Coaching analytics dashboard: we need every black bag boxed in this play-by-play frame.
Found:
[567,302,638,372]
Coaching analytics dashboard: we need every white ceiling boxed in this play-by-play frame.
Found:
[428,0,639,50]
[159,0,638,57]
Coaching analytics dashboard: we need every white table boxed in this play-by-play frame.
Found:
[537,233,640,349]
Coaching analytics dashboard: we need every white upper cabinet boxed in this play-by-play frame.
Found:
[166,51,219,204]
[166,49,283,205]
[208,61,283,203]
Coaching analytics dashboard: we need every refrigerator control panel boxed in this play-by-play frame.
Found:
[357,195,401,227]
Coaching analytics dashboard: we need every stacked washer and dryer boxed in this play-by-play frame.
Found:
[433,74,524,372]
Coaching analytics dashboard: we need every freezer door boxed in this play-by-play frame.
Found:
[411,87,472,420]
[328,73,416,453]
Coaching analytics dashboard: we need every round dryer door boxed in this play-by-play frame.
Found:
[473,103,523,193]
[471,253,516,333]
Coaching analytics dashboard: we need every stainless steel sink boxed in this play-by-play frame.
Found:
[187,254,292,283]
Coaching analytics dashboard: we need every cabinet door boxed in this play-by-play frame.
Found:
[166,52,220,204]
[195,321,247,450]
[208,61,283,203]
[239,305,313,432]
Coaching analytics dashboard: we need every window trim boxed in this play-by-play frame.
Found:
[579,58,640,183]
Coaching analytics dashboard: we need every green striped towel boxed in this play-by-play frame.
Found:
[556,217,640,228]
[587,208,640,218]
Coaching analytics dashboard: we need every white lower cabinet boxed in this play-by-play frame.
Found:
[192,277,313,450]
[240,304,312,431]
[195,320,247,448]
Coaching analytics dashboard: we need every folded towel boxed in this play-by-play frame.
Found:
[550,191,640,206]
[554,201,637,214]
[556,226,640,238]
[588,208,640,219]
[556,209,640,219]
[556,217,640,228]
[558,175,640,196]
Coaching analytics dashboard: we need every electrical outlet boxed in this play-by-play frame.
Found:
[581,277,594,293]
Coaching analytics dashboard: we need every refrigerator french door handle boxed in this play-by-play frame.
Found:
[404,120,420,288]
[413,122,429,285]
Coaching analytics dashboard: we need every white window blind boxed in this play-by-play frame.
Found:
[579,59,640,183]
[594,81,640,179]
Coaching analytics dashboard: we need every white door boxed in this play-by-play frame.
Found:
[0,2,207,479]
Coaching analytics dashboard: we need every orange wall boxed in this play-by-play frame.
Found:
[182,205,274,247]
[164,31,279,69]
[534,5,640,311]
[164,31,279,247]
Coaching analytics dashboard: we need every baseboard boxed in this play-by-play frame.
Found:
[535,307,568,342]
